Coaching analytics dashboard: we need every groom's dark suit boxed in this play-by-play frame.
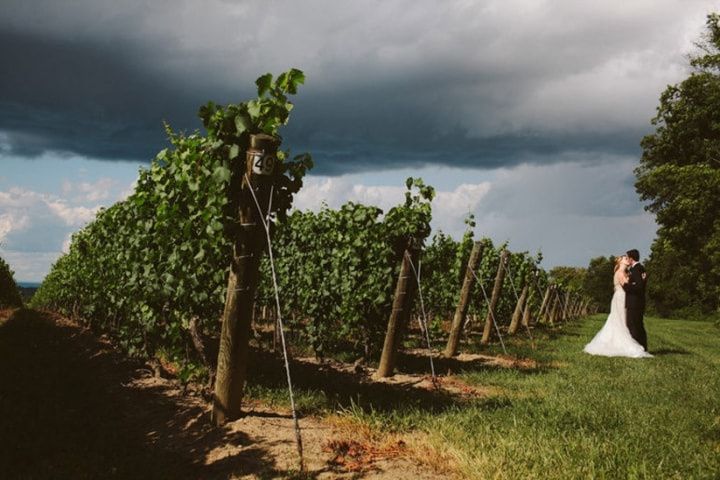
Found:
[623,262,648,350]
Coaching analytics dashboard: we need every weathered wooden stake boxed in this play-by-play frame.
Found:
[508,284,528,335]
[556,288,564,323]
[444,241,484,357]
[572,296,581,318]
[554,289,564,323]
[481,250,509,344]
[546,287,559,326]
[213,134,277,426]
[376,244,420,378]
[537,286,552,324]
[521,290,533,327]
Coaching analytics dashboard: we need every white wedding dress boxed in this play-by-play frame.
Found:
[583,283,652,358]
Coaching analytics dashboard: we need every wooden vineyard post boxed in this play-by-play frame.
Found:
[537,286,552,324]
[481,250,509,345]
[508,284,529,335]
[564,292,572,321]
[376,242,421,378]
[562,291,571,321]
[573,296,581,318]
[444,241,484,357]
[556,289,565,322]
[555,288,565,323]
[546,286,559,326]
[213,134,279,426]
[521,290,533,327]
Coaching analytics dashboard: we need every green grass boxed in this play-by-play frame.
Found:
[252,315,720,479]
[420,315,720,479]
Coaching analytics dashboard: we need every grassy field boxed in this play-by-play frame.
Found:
[251,314,720,479]
[422,315,720,479]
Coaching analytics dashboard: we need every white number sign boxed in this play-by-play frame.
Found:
[249,151,276,176]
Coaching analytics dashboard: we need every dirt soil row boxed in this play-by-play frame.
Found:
[0,309,455,479]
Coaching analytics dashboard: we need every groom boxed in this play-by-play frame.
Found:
[623,249,648,351]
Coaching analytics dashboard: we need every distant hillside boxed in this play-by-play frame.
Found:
[17,282,41,303]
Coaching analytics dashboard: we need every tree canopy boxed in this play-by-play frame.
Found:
[582,256,615,313]
[636,13,720,315]
[549,266,586,292]
[0,255,22,309]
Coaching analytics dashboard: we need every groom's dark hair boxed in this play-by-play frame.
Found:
[626,249,640,262]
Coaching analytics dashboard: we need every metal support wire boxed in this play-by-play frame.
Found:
[531,273,546,309]
[531,272,553,323]
[501,260,535,346]
[468,268,508,355]
[244,174,304,471]
[404,252,437,385]
[555,286,570,322]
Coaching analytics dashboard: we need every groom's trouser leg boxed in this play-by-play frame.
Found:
[626,308,646,349]
[637,314,648,351]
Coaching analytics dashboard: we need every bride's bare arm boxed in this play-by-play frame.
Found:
[614,271,629,285]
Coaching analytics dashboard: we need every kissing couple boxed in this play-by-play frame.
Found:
[583,249,652,358]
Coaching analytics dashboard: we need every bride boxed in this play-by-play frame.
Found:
[583,255,652,358]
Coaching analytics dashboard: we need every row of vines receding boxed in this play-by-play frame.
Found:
[31,69,595,384]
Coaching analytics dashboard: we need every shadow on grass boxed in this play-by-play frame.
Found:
[0,308,283,480]
[394,350,552,377]
[247,348,469,414]
[245,330,561,417]
[651,347,691,356]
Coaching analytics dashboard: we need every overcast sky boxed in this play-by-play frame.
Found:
[1,0,716,281]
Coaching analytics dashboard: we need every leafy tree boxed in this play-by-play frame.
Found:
[636,13,720,315]
[583,256,615,313]
[0,255,23,308]
[549,266,587,292]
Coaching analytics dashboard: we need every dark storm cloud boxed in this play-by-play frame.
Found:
[0,29,227,160]
[0,28,645,173]
[0,0,712,173]
[286,127,643,175]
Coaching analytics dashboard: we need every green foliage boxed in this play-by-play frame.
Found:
[32,69,312,375]
[256,178,438,357]
[418,230,546,330]
[419,231,469,331]
[583,256,615,313]
[637,13,720,314]
[549,266,587,292]
[0,255,22,308]
[198,68,313,223]
[29,66,579,375]
[257,202,393,356]
[384,177,435,254]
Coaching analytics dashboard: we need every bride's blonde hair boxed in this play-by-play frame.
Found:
[614,255,626,273]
